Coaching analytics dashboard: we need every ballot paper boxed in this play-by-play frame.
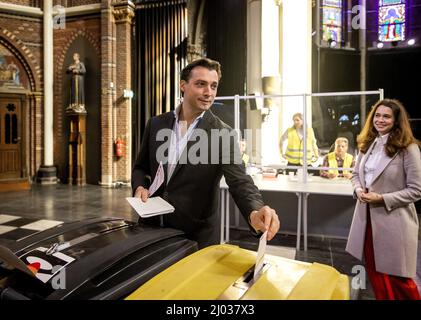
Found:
[253,231,267,281]
[148,161,164,196]
[126,196,175,218]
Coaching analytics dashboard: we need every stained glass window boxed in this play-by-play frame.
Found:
[378,0,406,42]
[323,0,342,6]
[379,0,402,5]
[322,0,342,43]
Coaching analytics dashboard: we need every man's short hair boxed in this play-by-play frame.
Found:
[335,137,349,146]
[180,58,222,82]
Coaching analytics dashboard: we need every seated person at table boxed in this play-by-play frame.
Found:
[320,137,355,179]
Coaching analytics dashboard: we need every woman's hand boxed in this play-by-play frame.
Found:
[360,191,384,204]
[355,188,366,202]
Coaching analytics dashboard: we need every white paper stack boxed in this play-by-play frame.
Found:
[126,196,175,218]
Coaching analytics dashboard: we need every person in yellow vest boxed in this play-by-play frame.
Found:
[280,112,319,173]
[320,137,355,179]
[239,138,250,166]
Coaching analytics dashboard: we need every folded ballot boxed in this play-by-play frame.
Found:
[126,196,175,218]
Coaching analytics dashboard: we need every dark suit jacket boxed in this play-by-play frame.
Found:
[131,109,264,248]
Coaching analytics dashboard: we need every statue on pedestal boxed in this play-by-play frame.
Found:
[66,52,86,114]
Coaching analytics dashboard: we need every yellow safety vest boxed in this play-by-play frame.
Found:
[285,127,316,165]
[327,152,353,175]
[242,153,250,166]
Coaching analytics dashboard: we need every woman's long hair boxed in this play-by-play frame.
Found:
[357,99,420,157]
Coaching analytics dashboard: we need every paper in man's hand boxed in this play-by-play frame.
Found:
[253,231,267,281]
[126,196,174,218]
[148,161,164,196]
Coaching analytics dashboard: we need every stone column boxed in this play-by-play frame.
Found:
[100,0,116,186]
[113,1,135,183]
[37,0,57,184]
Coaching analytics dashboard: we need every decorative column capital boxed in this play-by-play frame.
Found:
[113,1,135,24]
[187,44,204,62]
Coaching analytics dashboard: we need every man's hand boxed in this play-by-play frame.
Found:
[134,186,150,202]
[327,172,337,179]
[249,206,280,241]
[343,173,352,179]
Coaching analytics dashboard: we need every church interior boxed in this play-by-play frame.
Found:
[0,0,420,302]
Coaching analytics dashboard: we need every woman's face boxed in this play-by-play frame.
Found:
[373,105,395,135]
[293,116,303,128]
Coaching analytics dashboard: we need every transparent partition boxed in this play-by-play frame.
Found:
[211,97,239,132]
[214,90,383,182]
[308,92,382,179]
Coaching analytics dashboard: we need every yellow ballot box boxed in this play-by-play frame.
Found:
[126,244,349,300]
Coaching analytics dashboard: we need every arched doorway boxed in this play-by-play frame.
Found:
[0,42,31,185]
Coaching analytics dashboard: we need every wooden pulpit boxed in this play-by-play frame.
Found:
[67,112,86,185]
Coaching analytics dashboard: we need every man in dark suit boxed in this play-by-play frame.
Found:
[132,58,280,248]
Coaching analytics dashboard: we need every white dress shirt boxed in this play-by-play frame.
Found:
[167,105,205,183]
[364,133,390,188]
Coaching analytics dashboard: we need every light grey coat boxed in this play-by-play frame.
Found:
[346,142,421,278]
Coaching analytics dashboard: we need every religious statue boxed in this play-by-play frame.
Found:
[7,61,20,85]
[66,52,86,113]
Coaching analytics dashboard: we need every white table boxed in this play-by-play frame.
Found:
[219,175,353,251]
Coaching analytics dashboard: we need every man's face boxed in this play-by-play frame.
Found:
[180,66,219,113]
[335,142,348,156]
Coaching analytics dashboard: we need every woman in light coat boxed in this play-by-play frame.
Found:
[346,99,421,300]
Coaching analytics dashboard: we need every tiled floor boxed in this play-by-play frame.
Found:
[3,183,420,300]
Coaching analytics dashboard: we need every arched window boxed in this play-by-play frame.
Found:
[3,103,17,144]
[378,0,406,42]
[5,114,10,144]
[322,0,343,44]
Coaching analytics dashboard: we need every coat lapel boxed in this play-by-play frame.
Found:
[358,141,376,190]
[370,151,399,186]
[358,138,400,189]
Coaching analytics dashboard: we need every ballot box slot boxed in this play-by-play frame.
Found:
[217,263,271,300]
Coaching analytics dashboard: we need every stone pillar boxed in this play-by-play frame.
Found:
[113,1,135,183]
[100,0,116,186]
[37,0,57,184]
[281,0,312,128]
